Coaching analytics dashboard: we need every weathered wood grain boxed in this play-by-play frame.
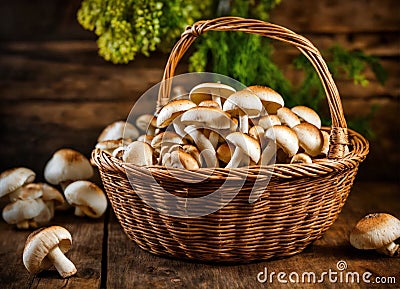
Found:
[0,199,105,289]
[106,182,400,289]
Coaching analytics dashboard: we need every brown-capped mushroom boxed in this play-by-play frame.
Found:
[189,82,236,107]
[23,226,77,278]
[182,144,202,167]
[258,115,281,131]
[290,153,313,164]
[156,99,196,128]
[123,141,154,166]
[216,143,232,165]
[248,86,284,115]
[223,89,263,134]
[292,123,324,157]
[44,148,94,190]
[0,167,36,198]
[265,125,299,158]
[64,180,107,218]
[350,213,400,257]
[225,132,261,168]
[277,107,301,128]
[184,126,218,168]
[2,198,48,229]
[291,106,322,129]
[97,121,139,142]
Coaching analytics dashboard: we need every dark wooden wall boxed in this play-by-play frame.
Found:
[0,0,398,181]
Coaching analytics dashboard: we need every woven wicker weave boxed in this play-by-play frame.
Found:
[92,17,369,263]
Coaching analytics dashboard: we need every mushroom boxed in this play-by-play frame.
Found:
[0,167,36,198]
[189,82,236,107]
[184,126,218,168]
[97,121,139,142]
[249,125,265,144]
[136,114,157,136]
[216,143,232,165]
[258,115,281,131]
[225,132,261,168]
[292,123,324,157]
[290,153,313,164]
[321,130,330,156]
[163,149,199,170]
[223,89,263,134]
[291,106,322,129]
[137,134,154,145]
[95,139,132,155]
[123,141,154,166]
[265,125,299,158]
[23,226,77,278]
[182,144,202,167]
[150,131,183,160]
[198,100,222,108]
[180,107,231,149]
[156,99,197,128]
[41,183,65,215]
[248,86,284,115]
[64,180,107,218]
[276,107,301,128]
[8,183,43,202]
[2,198,48,229]
[44,148,94,190]
[350,213,400,257]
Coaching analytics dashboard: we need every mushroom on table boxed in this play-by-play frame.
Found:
[23,226,77,278]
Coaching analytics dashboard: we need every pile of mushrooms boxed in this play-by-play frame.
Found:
[0,148,107,229]
[95,83,337,168]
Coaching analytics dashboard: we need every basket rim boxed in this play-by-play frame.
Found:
[92,127,369,181]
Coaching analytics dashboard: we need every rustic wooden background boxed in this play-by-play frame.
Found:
[0,0,399,181]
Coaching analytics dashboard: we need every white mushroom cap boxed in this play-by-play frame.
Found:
[2,199,47,227]
[23,226,77,278]
[292,123,324,157]
[223,89,263,118]
[225,132,261,168]
[44,149,94,186]
[41,183,65,208]
[0,167,36,198]
[180,107,231,130]
[97,121,139,142]
[350,213,400,256]
[156,99,197,128]
[290,153,313,164]
[64,181,107,218]
[277,107,301,128]
[9,183,43,202]
[123,141,154,166]
[189,82,236,106]
[291,106,321,129]
[258,115,281,130]
[265,125,299,157]
[248,86,285,114]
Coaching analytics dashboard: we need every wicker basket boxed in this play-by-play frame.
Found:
[92,17,369,263]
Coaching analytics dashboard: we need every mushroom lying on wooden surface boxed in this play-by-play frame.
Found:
[23,226,77,278]
[0,167,36,198]
[350,213,400,257]
[64,180,107,218]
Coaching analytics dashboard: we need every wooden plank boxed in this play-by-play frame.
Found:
[0,198,105,289]
[270,0,400,33]
[106,182,400,289]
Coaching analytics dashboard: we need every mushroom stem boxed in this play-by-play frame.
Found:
[376,242,399,257]
[74,207,85,217]
[225,148,245,168]
[47,246,77,278]
[209,131,219,149]
[212,95,222,108]
[238,114,249,134]
[184,126,218,168]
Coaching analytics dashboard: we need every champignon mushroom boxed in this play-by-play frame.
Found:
[189,82,236,107]
[23,226,77,278]
[292,123,324,157]
[0,167,36,198]
[156,99,197,128]
[291,106,322,129]
[248,86,284,115]
[163,149,199,170]
[44,148,94,190]
[136,114,157,136]
[249,125,265,143]
[276,107,301,128]
[225,132,261,168]
[216,143,232,165]
[64,181,107,218]
[8,183,43,202]
[258,115,281,130]
[123,141,154,166]
[182,144,202,167]
[350,213,400,257]
[184,126,218,168]
[2,198,48,229]
[41,183,65,215]
[95,139,132,155]
[223,89,263,134]
[151,131,183,161]
[265,125,299,158]
[181,106,231,149]
[97,121,139,142]
[290,153,313,164]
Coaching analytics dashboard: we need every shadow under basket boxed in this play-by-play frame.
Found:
[92,17,369,263]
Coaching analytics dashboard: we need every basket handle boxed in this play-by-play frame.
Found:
[158,16,349,159]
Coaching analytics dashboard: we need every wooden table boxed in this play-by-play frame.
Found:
[0,182,399,289]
